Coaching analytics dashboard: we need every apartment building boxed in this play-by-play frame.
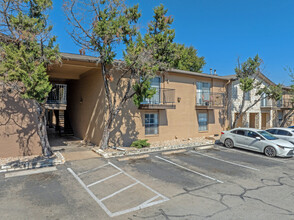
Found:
[2,52,293,157]
[228,73,293,129]
[46,53,229,148]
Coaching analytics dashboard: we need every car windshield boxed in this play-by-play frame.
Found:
[257,131,278,140]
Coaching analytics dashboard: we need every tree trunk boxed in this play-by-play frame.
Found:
[35,101,52,157]
[232,91,246,128]
[280,109,294,127]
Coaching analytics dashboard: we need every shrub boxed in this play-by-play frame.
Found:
[131,139,150,148]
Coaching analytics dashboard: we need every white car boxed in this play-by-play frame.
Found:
[220,128,294,157]
[266,128,294,144]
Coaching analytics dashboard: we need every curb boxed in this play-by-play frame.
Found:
[92,143,215,159]
[0,151,65,173]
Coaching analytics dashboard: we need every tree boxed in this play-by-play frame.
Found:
[64,0,175,149]
[0,0,60,156]
[279,68,294,127]
[232,55,282,128]
[172,43,205,72]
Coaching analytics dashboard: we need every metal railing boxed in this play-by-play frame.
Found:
[261,99,293,108]
[47,84,67,104]
[141,88,175,105]
[196,92,224,107]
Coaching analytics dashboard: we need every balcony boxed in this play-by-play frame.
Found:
[139,88,176,110]
[279,99,293,109]
[45,84,67,110]
[261,99,293,109]
[195,92,224,109]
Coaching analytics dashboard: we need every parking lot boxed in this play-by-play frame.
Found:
[1,145,294,219]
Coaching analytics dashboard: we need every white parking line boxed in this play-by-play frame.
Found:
[191,151,260,171]
[100,182,138,202]
[78,163,109,176]
[67,167,113,217]
[68,162,169,218]
[87,171,122,187]
[155,156,223,183]
[219,147,287,163]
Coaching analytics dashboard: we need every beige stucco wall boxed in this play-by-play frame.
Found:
[63,67,229,147]
[0,92,42,158]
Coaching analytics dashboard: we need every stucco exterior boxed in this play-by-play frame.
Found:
[0,91,42,158]
[47,59,229,147]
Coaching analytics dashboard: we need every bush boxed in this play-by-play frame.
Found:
[131,139,150,148]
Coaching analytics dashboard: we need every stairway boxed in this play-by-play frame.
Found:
[57,110,74,136]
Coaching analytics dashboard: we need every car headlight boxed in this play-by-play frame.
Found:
[277,145,285,149]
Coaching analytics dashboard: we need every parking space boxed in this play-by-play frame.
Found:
[68,162,168,217]
[2,144,293,219]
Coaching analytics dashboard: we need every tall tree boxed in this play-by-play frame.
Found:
[0,0,59,156]
[232,55,282,128]
[64,0,175,149]
[279,69,294,127]
[172,43,205,72]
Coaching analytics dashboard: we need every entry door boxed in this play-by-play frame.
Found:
[261,113,267,130]
[249,113,256,128]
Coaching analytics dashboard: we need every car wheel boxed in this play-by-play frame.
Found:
[224,138,234,148]
[264,146,276,157]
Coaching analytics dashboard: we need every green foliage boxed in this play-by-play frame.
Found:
[172,43,206,72]
[131,139,150,148]
[235,55,262,93]
[0,0,59,104]
[132,79,156,107]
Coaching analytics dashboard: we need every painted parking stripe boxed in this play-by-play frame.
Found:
[155,156,223,183]
[100,182,138,201]
[108,162,170,200]
[219,147,287,163]
[87,171,122,188]
[191,151,260,171]
[67,168,113,217]
[78,163,109,176]
[68,163,169,218]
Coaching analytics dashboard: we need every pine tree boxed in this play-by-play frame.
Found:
[0,0,60,156]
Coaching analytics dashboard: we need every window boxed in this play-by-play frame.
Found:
[235,130,245,136]
[257,131,278,140]
[198,113,208,131]
[278,111,283,124]
[196,82,210,106]
[266,129,277,134]
[246,131,261,139]
[277,129,292,136]
[245,91,250,101]
[232,85,238,99]
[261,93,267,107]
[145,113,158,135]
[142,77,161,104]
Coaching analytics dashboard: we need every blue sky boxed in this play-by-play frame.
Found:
[50,0,294,85]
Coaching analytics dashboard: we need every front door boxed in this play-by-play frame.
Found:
[261,113,268,130]
[249,113,256,128]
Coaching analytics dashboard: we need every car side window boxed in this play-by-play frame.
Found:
[235,130,245,136]
[267,129,276,134]
[277,130,292,136]
[246,131,261,139]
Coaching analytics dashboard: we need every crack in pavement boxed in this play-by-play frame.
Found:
[132,173,294,219]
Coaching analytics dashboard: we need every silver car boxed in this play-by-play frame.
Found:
[266,128,294,144]
[220,128,294,157]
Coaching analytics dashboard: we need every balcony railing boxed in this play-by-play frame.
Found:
[261,99,293,109]
[139,88,176,110]
[279,99,293,109]
[196,92,224,109]
[47,84,67,105]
